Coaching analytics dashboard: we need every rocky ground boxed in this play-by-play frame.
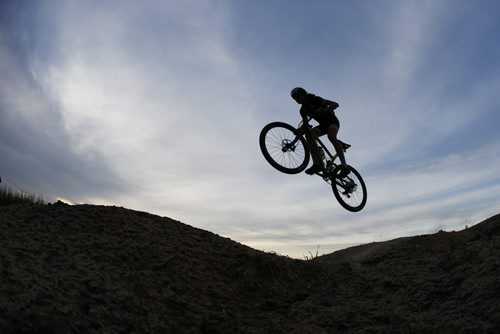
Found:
[0,202,499,333]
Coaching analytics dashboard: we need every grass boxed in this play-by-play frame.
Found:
[304,245,321,260]
[0,185,46,206]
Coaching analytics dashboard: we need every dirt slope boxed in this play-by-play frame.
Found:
[0,202,499,333]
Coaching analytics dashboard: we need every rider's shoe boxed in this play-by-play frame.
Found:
[337,164,350,178]
[305,164,322,175]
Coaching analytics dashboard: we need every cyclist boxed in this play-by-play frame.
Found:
[290,87,349,177]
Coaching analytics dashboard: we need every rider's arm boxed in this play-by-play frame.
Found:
[299,107,311,124]
[299,106,308,120]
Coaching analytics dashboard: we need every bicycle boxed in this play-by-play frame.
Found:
[259,119,367,212]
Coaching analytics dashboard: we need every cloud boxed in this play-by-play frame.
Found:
[0,1,135,199]
[20,1,264,211]
[0,41,130,200]
[1,0,499,258]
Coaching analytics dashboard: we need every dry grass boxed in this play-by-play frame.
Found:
[0,185,45,206]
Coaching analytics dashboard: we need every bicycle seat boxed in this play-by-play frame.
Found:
[339,140,351,152]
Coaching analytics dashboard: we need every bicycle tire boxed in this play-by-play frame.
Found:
[259,122,310,174]
[331,165,367,212]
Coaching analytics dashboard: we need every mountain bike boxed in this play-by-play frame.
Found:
[259,119,367,212]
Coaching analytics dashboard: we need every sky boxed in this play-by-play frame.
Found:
[1,0,499,258]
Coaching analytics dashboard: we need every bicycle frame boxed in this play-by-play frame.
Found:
[294,122,356,189]
[290,122,338,165]
[307,127,338,163]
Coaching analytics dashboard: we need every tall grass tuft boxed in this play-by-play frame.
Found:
[0,185,46,206]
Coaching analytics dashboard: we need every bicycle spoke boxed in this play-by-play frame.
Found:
[260,122,310,175]
[331,167,367,211]
[264,128,306,169]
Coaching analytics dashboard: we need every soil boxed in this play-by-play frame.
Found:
[0,202,499,333]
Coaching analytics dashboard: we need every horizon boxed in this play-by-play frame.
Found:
[1,0,499,258]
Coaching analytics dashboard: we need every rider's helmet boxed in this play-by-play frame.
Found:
[290,87,307,99]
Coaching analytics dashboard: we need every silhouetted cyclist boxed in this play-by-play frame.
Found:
[291,87,349,177]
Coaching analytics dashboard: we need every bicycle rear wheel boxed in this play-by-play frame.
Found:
[332,165,367,212]
[259,122,310,174]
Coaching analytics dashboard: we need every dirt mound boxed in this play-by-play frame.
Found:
[0,203,499,333]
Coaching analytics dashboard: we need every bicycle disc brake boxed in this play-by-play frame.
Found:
[281,139,296,152]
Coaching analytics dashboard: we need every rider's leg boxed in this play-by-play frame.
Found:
[304,129,323,174]
[327,124,349,174]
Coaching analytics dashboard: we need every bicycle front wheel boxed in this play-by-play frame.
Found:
[259,122,310,174]
[331,165,367,212]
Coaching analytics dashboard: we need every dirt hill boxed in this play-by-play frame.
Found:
[0,202,499,333]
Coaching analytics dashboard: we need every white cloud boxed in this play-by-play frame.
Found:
[2,0,499,258]
[383,1,443,91]
[25,1,277,235]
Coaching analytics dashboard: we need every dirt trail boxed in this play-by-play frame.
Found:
[1,203,499,333]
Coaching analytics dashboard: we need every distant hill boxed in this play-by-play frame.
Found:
[0,203,499,333]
